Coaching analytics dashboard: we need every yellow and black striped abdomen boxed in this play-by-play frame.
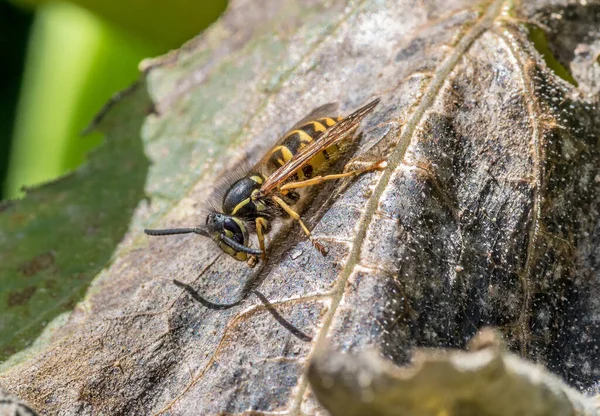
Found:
[265,116,343,180]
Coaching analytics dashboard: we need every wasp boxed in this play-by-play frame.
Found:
[144,98,384,266]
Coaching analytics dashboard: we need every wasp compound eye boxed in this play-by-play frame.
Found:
[223,218,244,244]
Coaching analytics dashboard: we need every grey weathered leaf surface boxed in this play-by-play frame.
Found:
[1,0,599,414]
[0,385,40,416]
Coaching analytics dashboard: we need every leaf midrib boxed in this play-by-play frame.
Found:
[290,0,508,412]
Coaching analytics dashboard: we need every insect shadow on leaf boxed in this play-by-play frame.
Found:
[173,279,312,342]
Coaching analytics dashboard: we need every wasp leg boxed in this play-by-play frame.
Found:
[271,195,327,256]
[247,256,259,268]
[255,217,269,261]
[279,160,387,191]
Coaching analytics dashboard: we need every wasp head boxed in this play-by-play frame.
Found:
[144,213,262,265]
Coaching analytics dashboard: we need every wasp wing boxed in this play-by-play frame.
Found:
[253,102,340,171]
[256,103,340,166]
[289,102,339,131]
[259,97,380,195]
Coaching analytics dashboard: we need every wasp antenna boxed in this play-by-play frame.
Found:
[220,234,263,256]
[145,228,210,237]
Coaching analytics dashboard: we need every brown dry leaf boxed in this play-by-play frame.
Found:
[309,329,600,416]
[1,0,600,414]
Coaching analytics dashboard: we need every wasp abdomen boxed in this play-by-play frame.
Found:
[266,117,343,180]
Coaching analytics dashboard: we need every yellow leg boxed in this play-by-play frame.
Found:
[271,195,327,255]
[255,217,268,260]
[247,256,258,268]
[279,160,387,191]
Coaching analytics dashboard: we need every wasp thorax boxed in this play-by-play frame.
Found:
[222,174,265,218]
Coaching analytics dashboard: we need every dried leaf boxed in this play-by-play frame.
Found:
[1,0,599,414]
[309,329,600,416]
[0,385,40,416]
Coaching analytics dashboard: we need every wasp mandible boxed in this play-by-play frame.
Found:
[145,98,384,266]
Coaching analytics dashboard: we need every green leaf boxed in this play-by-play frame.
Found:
[4,2,162,199]
[0,84,150,363]
[14,0,228,49]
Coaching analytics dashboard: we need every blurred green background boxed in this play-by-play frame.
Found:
[0,0,228,199]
